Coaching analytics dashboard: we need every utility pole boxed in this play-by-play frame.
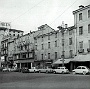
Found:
[57,24,67,67]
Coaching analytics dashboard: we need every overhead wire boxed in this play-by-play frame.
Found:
[11,0,45,23]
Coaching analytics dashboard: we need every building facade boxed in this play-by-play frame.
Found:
[1,28,24,67]
[34,24,76,70]
[72,5,90,69]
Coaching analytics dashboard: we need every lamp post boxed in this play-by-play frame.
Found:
[57,24,67,67]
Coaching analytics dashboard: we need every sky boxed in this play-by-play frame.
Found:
[0,0,90,34]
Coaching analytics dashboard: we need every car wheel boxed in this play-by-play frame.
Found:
[34,70,35,73]
[73,71,76,75]
[46,70,48,73]
[62,71,64,74]
[39,70,41,73]
[53,71,56,74]
[83,71,86,75]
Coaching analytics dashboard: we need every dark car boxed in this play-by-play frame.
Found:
[21,67,29,73]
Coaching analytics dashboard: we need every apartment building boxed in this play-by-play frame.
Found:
[13,33,35,69]
[34,24,76,70]
[72,5,90,69]
[1,28,24,67]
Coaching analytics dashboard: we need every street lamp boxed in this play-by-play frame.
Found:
[57,24,67,67]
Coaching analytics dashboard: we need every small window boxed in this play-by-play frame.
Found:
[48,35,50,40]
[55,33,57,38]
[88,10,90,18]
[82,67,85,69]
[69,38,72,45]
[42,36,43,42]
[48,42,50,48]
[55,41,57,47]
[77,67,81,69]
[42,44,44,50]
[69,30,72,35]
[88,24,90,33]
[79,13,82,20]
[79,26,83,35]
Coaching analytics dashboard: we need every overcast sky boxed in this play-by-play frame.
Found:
[0,0,90,34]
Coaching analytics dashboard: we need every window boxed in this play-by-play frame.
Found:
[69,38,72,45]
[79,26,83,35]
[77,67,81,69]
[48,42,50,48]
[69,50,73,58]
[13,34,15,36]
[42,36,43,42]
[82,67,85,69]
[79,13,82,20]
[35,45,37,50]
[88,10,90,18]
[41,54,43,60]
[55,41,57,47]
[21,45,23,50]
[48,53,50,59]
[48,35,50,40]
[42,44,44,50]
[55,33,57,38]
[88,24,90,33]
[22,54,26,58]
[55,52,57,59]
[69,30,72,35]
[88,40,90,48]
[79,41,83,50]
[35,39,37,43]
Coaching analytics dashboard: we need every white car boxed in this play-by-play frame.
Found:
[29,67,39,73]
[53,67,69,74]
[2,67,10,72]
[72,66,90,75]
[38,68,53,73]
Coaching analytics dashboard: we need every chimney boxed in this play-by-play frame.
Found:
[79,5,84,9]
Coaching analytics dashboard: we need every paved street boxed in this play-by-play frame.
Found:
[0,72,90,89]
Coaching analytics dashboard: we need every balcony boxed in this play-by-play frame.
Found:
[87,48,90,52]
[78,49,84,53]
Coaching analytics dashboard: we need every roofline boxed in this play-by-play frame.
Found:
[73,4,90,14]
[9,29,24,32]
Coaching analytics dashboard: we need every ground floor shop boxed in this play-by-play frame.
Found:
[14,59,34,69]
[34,60,53,69]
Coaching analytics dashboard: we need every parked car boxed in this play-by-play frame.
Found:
[29,67,39,73]
[2,67,10,72]
[38,68,47,73]
[72,66,90,75]
[38,68,54,73]
[21,67,29,73]
[0,67,4,72]
[45,68,54,73]
[9,68,17,72]
[53,67,69,74]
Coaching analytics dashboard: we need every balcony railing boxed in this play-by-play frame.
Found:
[78,49,84,53]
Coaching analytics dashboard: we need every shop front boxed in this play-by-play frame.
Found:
[70,54,90,70]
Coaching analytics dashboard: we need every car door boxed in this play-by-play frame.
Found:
[76,66,81,73]
[81,67,86,73]
[57,67,62,73]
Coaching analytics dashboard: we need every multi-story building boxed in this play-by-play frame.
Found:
[1,28,24,67]
[13,33,34,69]
[72,5,90,69]
[34,24,76,70]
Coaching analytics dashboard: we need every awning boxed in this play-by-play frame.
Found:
[53,58,71,64]
[14,59,34,63]
[71,54,90,62]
